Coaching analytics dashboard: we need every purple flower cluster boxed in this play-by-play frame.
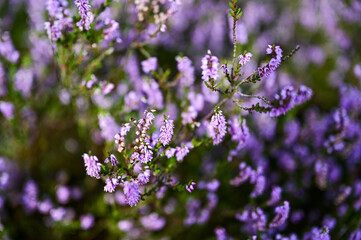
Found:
[98,114,120,142]
[140,213,166,231]
[137,169,151,185]
[236,207,267,232]
[82,153,101,178]
[238,52,253,66]
[123,181,140,207]
[141,57,158,74]
[104,154,119,166]
[74,0,94,31]
[258,45,283,79]
[208,110,227,145]
[159,116,174,146]
[176,56,195,87]
[80,214,94,230]
[44,0,73,41]
[165,142,193,162]
[270,85,313,117]
[201,50,219,82]
[186,182,196,193]
[0,32,19,63]
[104,178,119,192]
[269,201,290,228]
[230,163,266,198]
[22,180,38,213]
[0,101,14,120]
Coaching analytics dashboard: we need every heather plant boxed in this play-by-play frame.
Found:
[0,0,361,239]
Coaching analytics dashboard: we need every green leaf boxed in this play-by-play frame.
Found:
[204,81,212,89]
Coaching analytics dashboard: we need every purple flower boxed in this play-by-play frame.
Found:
[186,182,196,193]
[105,154,119,166]
[181,106,198,125]
[228,117,249,144]
[130,152,140,162]
[123,181,140,207]
[100,81,114,95]
[14,69,33,98]
[238,52,253,66]
[165,148,176,158]
[141,57,158,74]
[140,213,166,231]
[269,57,281,71]
[214,228,227,240]
[0,32,19,63]
[56,185,71,204]
[46,0,68,19]
[104,178,119,192]
[22,180,38,213]
[44,21,58,40]
[137,169,151,185]
[267,45,283,60]
[266,45,274,55]
[159,116,174,146]
[294,85,313,105]
[354,64,361,81]
[75,0,94,31]
[0,101,14,119]
[220,64,229,75]
[201,50,219,82]
[230,162,255,186]
[120,123,131,137]
[124,91,140,110]
[142,80,163,108]
[37,199,53,214]
[270,201,290,228]
[140,146,153,163]
[117,220,133,231]
[176,56,195,87]
[251,175,266,198]
[304,227,330,240]
[50,207,67,222]
[175,145,190,162]
[270,85,312,117]
[103,20,122,43]
[236,207,267,232]
[80,214,94,230]
[315,160,328,189]
[259,45,283,79]
[82,153,102,178]
[98,114,120,142]
[208,110,227,145]
[267,186,282,206]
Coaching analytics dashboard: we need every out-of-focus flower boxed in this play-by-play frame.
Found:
[0,101,14,119]
[80,214,94,230]
[141,57,158,74]
[270,201,290,228]
[140,213,166,231]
